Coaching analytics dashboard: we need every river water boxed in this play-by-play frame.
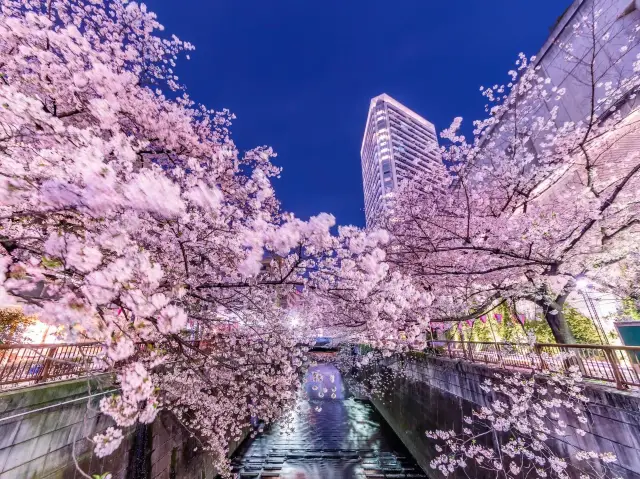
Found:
[231,363,427,478]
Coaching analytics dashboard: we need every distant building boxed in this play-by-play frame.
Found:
[360,94,445,227]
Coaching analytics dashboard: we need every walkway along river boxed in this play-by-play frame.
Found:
[230,363,428,479]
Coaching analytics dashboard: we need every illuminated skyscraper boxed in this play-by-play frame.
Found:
[360,94,443,227]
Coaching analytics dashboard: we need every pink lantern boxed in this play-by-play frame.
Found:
[518,314,526,325]
[494,313,503,323]
[466,319,474,328]
[480,315,487,323]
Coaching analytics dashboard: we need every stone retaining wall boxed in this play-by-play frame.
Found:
[369,355,640,479]
[0,375,129,478]
[0,378,247,478]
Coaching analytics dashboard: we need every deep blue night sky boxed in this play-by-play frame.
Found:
[147,0,567,228]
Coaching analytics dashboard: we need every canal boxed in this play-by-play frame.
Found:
[231,363,428,478]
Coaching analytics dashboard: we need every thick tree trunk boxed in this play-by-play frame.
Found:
[533,280,577,345]
[544,308,575,344]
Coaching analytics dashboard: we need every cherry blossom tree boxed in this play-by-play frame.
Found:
[0,0,429,474]
[387,0,640,343]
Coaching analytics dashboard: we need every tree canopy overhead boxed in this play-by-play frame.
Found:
[0,0,428,473]
[387,0,640,343]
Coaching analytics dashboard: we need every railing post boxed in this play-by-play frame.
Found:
[36,347,57,384]
[447,341,453,359]
[565,347,588,377]
[534,344,546,372]
[627,349,640,385]
[495,342,505,368]
[603,348,628,390]
[467,341,474,362]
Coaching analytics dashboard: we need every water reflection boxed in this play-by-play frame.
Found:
[231,363,427,478]
[305,363,345,400]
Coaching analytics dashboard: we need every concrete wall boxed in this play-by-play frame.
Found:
[0,379,247,478]
[533,0,640,125]
[148,410,247,479]
[0,375,131,479]
[369,355,640,479]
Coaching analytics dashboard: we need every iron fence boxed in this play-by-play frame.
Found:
[0,342,104,389]
[425,340,640,389]
[0,340,195,390]
[3,339,640,391]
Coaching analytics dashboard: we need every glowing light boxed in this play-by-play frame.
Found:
[22,320,54,343]
[288,312,300,327]
[576,278,590,290]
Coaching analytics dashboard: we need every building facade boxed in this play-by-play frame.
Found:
[360,94,444,227]
[471,0,640,172]
[468,0,640,324]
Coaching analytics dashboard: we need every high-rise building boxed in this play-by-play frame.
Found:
[360,93,443,227]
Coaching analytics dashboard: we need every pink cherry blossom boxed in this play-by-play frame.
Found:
[0,1,427,475]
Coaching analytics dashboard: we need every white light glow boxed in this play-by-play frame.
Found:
[576,278,590,290]
[22,320,55,343]
[288,312,300,327]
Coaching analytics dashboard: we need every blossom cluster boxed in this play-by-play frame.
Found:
[426,367,620,478]
[93,427,124,459]
[386,0,640,343]
[0,1,430,474]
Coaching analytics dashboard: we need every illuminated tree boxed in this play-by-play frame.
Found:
[388,0,640,343]
[0,307,36,343]
[0,0,428,474]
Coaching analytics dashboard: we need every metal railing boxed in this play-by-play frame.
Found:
[424,340,640,390]
[3,339,640,391]
[0,342,104,389]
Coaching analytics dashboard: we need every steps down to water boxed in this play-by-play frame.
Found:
[231,397,427,479]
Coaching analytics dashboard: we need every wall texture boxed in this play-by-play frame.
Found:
[148,410,247,479]
[0,375,130,479]
[0,378,247,478]
[369,355,640,479]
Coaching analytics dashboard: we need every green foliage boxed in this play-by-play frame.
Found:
[445,325,459,341]
[523,318,555,343]
[457,303,527,343]
[41,256,63,269]
[621,297,640,321]
[357,344,374,355]
[471,318,493,342]
[467,315,503,342]
[564,306,602,344]
[450,303,607,346]
[495,303,525,342]
[528,305,602,344]
[0,308,36,343]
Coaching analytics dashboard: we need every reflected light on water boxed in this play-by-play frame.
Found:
[231,363,427,478]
